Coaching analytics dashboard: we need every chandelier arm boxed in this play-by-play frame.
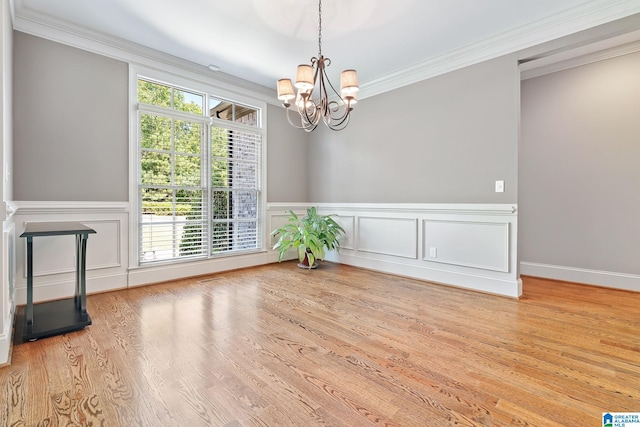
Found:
[326,111,351,131]
[323,104,348,128]
[329,114,351,131]
[318,61,329,117]
[284,106,318,132]
[297,63,322,127]
[301,98,320,127]
[324,69,342,101]
[323,88,350,125]
[317,56,351,123]
[324,77,349,122]
[311,61,324,122]
[333,109,351,130]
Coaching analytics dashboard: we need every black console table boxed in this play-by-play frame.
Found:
[19,222,95,341]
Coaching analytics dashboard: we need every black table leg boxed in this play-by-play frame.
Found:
[79,233,88,318]
[26,236,33,335]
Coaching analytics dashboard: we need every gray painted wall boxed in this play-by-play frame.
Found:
[520,51,640,275]
[266,104,309,202]
[13,32,308,204]
[13,32,129,201]
[307,55,520,203]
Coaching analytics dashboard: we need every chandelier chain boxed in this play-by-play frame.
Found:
[318,0,322,56]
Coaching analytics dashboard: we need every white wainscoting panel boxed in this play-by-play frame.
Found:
[85,220,121,270]
[24,220,121,277]
[358,217,418,259]
[13,201,129,304]
[267,208,357,254]
[268,210,298,249]
[423,220,509,272]
[28,234,76,277]
[269,203,521,298]
[334,215,355,250]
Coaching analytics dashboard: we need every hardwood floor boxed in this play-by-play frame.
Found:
[1,262,638,426]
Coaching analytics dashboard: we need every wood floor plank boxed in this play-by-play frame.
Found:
[1,263,639,426]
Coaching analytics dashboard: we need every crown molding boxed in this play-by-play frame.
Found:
[520,35,640,80]
[8,0,15,23]
[11,1,280,105]
[360,0,640,99]
[12,0,640,101]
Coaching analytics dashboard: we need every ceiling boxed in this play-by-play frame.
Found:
[12,0,640,95]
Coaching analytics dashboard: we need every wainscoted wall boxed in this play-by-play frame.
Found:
[12,201,520,305]
[0,220,15,364]
[268,203,521,298]
[12,201,278,304]
[12,202,130,304]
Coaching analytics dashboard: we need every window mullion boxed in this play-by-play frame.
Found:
[139,103,209,124]
[211,118,264,135]
[205,121,212,257]
[170,116,176,259]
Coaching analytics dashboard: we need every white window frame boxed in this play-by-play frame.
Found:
[128,66,268,268]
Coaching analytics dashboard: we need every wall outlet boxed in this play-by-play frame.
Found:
[495,180,505,193]
[429,247,437,258]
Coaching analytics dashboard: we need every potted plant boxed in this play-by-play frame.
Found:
[271,207,345,269]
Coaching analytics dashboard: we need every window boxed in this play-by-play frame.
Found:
[137,78,263,264]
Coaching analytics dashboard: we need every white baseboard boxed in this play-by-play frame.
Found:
[520,262,640,292]
[0,302,14,366]
[128,251,277,287]
[328,252,522,298]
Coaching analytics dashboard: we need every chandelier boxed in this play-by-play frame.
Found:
[276,0,359,132]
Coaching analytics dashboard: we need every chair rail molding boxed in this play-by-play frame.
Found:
[11,200,129,214]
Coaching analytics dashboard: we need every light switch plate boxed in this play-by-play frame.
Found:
[495,180,505,193]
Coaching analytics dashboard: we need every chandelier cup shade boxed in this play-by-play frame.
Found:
[295,65,315,90]
[276,0,359,132]
[340,70,359,95]
[277,79,295,102]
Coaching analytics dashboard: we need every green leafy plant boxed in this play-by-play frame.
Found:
[271,207,345,269]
